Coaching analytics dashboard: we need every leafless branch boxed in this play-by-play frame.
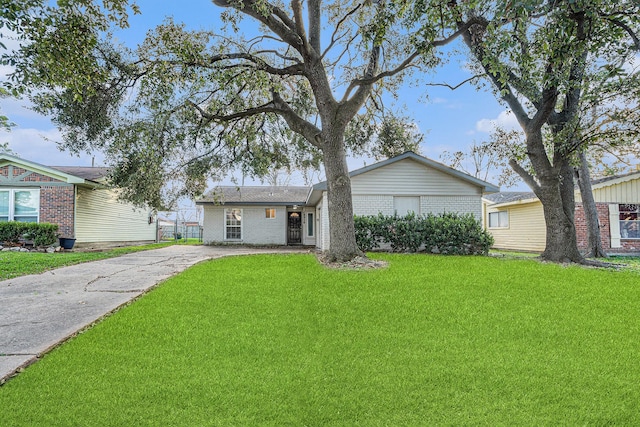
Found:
[322,3,363,60]
[425,74,485,90]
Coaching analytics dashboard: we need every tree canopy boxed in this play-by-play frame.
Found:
[455,0,640,263]
[3,0,477,260]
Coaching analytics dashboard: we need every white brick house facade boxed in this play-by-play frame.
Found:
[197,152,499,251]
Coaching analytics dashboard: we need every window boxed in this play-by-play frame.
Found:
[619,204,639,239]
[307,212,314,237]
[0,191,8,221]
[488,211,508,228]
[225,208,242,240]
[0,189,39,223]
[394,196,420,216]
[265,208,276,219]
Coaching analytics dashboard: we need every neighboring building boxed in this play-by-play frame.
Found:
[197,151,499,250]
[1,153,157,247]
[483,171,640,254]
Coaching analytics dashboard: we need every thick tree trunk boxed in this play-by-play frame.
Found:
[539,194,584,263]
[538,161,584,263]
[575,150,607,258]
[510,131,585,263]
[322,131,362,262]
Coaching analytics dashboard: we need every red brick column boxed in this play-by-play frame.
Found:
[40,186,75,238]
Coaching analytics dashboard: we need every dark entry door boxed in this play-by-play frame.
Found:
[288,212,302,244]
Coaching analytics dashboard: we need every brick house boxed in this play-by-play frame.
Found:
[197,151,499,250]
[483,171,640,254]
[1,153,157,247]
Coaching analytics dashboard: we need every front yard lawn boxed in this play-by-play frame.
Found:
[1,254,639,425]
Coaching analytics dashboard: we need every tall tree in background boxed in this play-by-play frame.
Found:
[346,113,424,161]
[456,0,640,263]
[4,0,477,261]
[440,128,524,187]
[571,70,640,258]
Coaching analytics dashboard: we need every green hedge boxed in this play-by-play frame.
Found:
[354,212,494,255]
[0,221,59,247]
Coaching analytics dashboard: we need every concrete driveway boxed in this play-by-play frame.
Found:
[0,245,306,384]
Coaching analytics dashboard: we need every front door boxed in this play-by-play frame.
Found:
[287,211,302,244]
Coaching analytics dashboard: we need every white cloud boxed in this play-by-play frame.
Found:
[475,110,520,133]
[0,127,104,166]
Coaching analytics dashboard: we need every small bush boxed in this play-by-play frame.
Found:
[354,212,494,255]
[0,221,59,247]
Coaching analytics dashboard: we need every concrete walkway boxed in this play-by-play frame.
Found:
[0,245,305,384]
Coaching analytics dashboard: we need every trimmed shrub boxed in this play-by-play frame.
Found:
[0,221,24,245]
[354,212,494,255]
[0,221,59,247]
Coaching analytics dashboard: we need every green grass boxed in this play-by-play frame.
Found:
[0,242,187,280]
[2,254,640,425]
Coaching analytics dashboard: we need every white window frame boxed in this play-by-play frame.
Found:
[0,188,40,223]
[265,208,276,219]
[224,208,243,240]
[393,196,420,216]
[488,211,509,228]
[307,212,314,237]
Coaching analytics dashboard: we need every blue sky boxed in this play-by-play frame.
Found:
[0,0,523,189]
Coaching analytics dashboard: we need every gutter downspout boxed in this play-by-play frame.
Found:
[73,185,77,238]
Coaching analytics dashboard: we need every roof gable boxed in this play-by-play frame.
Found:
[313,151,500,193]
[590,170,640,190]
[0,153,106,185]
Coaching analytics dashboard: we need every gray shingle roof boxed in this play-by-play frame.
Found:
[198,186,311,205]
[50,166,110,182]
[483,192,537,204]
[590,170,640,186]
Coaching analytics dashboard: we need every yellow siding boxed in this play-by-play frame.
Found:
[351,158,481,196]
[75,187,156,243]
[485,201,546,252]
[592,178,640,203]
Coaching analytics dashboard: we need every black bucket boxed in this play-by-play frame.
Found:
[59,238,76,250]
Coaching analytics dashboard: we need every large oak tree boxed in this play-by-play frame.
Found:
[456,0,640,263]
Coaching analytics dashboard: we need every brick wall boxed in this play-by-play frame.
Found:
[2,166,76,237]
[575,202,640,254]
[422,195,482,220]
[39,186,75,238]
[352,195,394,216]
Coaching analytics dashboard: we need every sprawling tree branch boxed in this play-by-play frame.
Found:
[212,0,304,54]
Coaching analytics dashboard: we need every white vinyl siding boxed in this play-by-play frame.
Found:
[350,158,481,196]
[75,187,155,243]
